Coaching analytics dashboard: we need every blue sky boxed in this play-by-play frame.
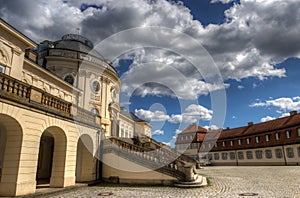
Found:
[1,0,300,146]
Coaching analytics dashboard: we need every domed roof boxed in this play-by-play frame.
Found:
[54,34,104,59]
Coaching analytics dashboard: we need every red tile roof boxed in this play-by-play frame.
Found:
[181,123,207,134]
[176,112,300,144]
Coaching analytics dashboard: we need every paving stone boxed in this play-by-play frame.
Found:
[34,166,300,198]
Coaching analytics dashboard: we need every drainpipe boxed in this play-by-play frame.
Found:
[282,145,287,166]
[235,150,239,166]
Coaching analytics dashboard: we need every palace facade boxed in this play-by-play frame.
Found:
[176,111,300,166]
[0,19,204,196]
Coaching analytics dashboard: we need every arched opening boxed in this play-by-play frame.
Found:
[76,134,96,182]
[0,114,23,196]
[36,126,67,188]
[36,131,54,185]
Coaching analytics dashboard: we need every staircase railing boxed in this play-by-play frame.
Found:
[103,137,192,181]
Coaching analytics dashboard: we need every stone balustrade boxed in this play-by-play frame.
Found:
[103,137,195,181]
[0,72,100,127]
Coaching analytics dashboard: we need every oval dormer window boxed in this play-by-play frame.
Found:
[92,80,100,93]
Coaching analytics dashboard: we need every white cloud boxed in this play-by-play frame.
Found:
[135,104,212,124]
[175,129,182,134]
[152,130,164,135]
[203,125,220,130]
[2,0,300,99]
[135,109,170,122]
[211,0,235,4]
[169,104,213,124]
[280,112,290,118]
[237,85,244,89]
[250,97,300,112]
[261,116,275,122]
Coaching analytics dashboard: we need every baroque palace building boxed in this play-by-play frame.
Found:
[176,111,300,166]
[0,19,205,196]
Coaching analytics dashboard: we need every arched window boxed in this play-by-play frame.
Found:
[64,74,74,85]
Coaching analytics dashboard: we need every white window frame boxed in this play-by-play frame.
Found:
[222,141,226,147]
[230,140,233,147]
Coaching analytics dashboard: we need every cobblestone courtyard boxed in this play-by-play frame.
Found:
[32,166,300,198]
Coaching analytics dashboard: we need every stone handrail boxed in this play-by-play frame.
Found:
[0,73,30,101]
[103,138,190,181]
[0,72,100,127]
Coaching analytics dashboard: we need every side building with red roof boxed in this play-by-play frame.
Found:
[175,111,300,166]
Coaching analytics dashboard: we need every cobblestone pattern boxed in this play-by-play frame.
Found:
[34,166,300,198]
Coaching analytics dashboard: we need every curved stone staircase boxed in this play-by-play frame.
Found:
[102,137,207,188]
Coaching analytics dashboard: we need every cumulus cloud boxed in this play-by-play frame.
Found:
[203,125,220,130]
[1,0,299,99]
[260,116,276,122]
[237,85,244,89]
[135,104,213,124]
[135,109,170,122]
[250,97,300,112]
[152,129,164,135]
[211,0,235,4]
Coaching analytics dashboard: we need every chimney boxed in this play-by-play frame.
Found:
[248,122,254,126]
[290,111,297,116]
[226,127,230,130]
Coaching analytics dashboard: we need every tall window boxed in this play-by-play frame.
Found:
[222,141,226,147]
[265,134,270,142]
[255,136,260,143]
[238,139,242,146]
[222,153,228,160]
[286,130,291,139]
[265,150,272,159]
[255,150,263,159]
[214,153,219,160]
[275,149,283,158]
[246,138,251,145]
[230,140,234,147]
[298,147,300,157]
[214,142,218,148]
[298,128,300,137]
[246,151,253,159]
[286,148,294,158]
[275,133,280,140]
[238,152,244,160]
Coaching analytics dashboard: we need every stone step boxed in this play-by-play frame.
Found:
[174,176,207,188]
